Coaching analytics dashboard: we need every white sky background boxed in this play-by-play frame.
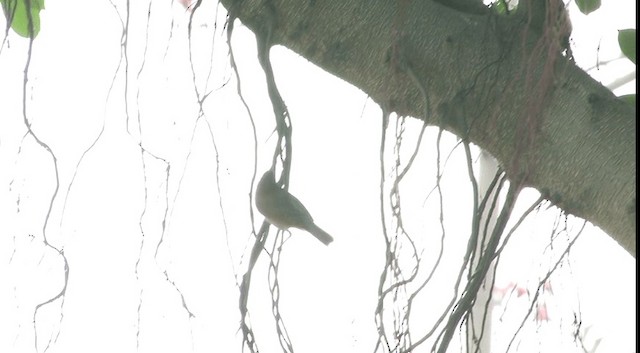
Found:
[0,1,635,353]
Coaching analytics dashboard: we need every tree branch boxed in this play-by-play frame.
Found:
[221,0,636,257]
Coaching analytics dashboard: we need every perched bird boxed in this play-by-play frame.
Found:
[256,170,334,245]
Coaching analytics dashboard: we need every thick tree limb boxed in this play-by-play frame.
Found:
[221,0,636,257]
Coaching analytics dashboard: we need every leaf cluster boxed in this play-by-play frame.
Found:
[1,0,44,38]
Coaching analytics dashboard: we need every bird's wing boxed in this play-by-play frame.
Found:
[269,191,314,228]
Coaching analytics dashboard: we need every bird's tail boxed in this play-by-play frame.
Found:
[305,223,334,246]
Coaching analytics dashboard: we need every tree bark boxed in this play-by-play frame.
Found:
[220,0,636,257]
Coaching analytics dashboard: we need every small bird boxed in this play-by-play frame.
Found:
[256,170,334,245]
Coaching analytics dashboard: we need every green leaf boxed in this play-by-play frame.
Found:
[493,0,507,14]
[576,0,601,15]
[491,0,516,15]
[1,0,45,38]
[618,94,636,106]
[618,29,636,64]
